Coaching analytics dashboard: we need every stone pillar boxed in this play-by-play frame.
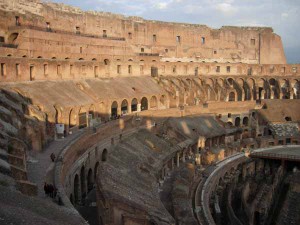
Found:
[137,103,141,112]
[176,152,180,167]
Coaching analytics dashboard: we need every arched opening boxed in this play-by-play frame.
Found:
[80,166,86,199]
[285,116,292,121]
[121,99,128,115]
[150,96,158,109]
[78,108,87,129]
[88,105,95,119]
[8,33,19,43]
[111,101,118,118]
[104,59,110,75]
[235,117,241,127]
[160,95,166,107]
[94,162,99,180]
[293,81,300,99]
[131,98,138,112]
[74,174,79,204]
[141,97,148,111]
[69,109,76,128]
[228,92,235,101]
[243,117,249,126]
[102,149,108,162]
[87,168,93,192]
[151,66,158,77]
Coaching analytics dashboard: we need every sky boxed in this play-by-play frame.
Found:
[49,0,300,63]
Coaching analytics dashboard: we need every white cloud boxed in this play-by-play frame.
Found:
[155,2,168,9]
[215,3,237,15]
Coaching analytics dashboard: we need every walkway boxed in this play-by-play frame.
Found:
[27,129,85,197]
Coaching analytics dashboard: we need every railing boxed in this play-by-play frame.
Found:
[250,151,300,161]
[139,53,160,56]
[0,43,18,48]
[9,25,126,41]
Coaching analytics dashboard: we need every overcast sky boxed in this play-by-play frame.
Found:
[49,0,300,63]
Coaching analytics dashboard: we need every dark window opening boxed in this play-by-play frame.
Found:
[153,34,157,42]
[30,65,34,81]
[285,116,292,121]
[94,66,99,77]
[247,68,252,76]
[201,37,205,44]
[165,49,168,53]
[195,67,198,76]
[176,36,181,43]
[128,32,132,39]
[173,66,176,73]
[214,50,217,54]
[216,66,220,73]
[151,67,158,77]
[44,64,48,76]
[228,113,231,118]
[76,26,80,34]
[15,16,20,26]
[141,48,144,52]
[0,36,4,42]
[128,65,132,74]
[16,64,20,76]
[226,66,230,73]
[1,63,6,76]
[46,22,51,32]
[117,65,121,74]
[103,30,107,37]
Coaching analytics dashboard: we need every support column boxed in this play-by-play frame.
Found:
[176,152,180,167]
[137,103,141,112]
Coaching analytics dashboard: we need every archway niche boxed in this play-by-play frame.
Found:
[141,97,148,111]
[102,149,108,162]
[150,96,158,109]
[80,166,86,199]
[235,117,241,127]
[243,117,249,126]
[78,108,87,129]
[87,168,93,192]
[74,174,79,204]
[160,95,166,107]
[121,99,128,115]
[111,101,118,118]
[69,109,77,128]
[228,92,236,101]
[131,98,138,112]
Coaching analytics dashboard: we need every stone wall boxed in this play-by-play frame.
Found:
[0,0,287,77]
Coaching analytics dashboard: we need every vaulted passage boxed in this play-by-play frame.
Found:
[111,101,118,118]
[141,97,148,111]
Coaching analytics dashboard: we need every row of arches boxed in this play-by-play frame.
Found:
[161,77,300,105]
[71,148,108,205]
[51,94,168,132]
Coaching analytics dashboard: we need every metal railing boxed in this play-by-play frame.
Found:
[139,53,160,56]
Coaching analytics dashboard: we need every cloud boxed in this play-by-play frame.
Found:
[215,3,237,15]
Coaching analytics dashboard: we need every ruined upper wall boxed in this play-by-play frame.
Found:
[0,0,287,65]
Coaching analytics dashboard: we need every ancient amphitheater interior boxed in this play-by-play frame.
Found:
[0,0,299,225]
